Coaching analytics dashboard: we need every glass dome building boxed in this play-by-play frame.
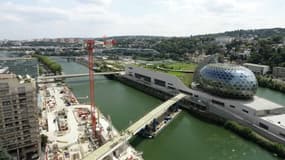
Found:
[198,63,258,99]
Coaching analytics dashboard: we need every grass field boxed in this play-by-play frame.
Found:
[142,62,197,87]
[163,62,197,71]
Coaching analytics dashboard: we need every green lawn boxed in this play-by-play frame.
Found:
[162,62,197,71]
[167,71,193,87]
[141,63,195,87]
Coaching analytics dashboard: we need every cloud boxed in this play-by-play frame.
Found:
[76,0,112,7]
[0,2,68,22]
[0,0,284,39]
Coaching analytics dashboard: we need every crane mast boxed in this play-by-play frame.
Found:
[86,40,97,137]
[85,38,116,141]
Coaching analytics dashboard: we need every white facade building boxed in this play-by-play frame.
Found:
[243,63,270,75]
[124,65,285,144]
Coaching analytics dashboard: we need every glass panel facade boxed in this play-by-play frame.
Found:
[198,63,257,99]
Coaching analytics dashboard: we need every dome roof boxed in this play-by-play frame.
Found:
[199,63,257,99]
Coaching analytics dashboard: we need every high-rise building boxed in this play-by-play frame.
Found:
[0,74,40,160]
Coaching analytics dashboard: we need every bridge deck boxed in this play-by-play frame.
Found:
[37,72,122,80]
[83,93,186,160]
[126,93,186,134]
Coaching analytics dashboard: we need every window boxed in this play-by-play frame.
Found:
[242,109,249,113]
[230,105,236,109]
[18,93,26,97]
[178,90,192,96]
[259,122,269,130]
[194,95,199,98]
[128,67,133,70]
[134,73,151,82]
[168,86,175,90]
[18,87,25,93]
[280,133,285,138]
[2,101,11,106]
[212,99,224,106]
[154,79,166,87]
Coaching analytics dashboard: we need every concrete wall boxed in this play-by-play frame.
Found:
[126,65,191,92]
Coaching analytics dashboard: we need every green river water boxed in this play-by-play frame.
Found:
[52,57,281,160]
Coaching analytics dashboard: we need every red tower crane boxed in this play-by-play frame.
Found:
[86,40,97,137]
[85,38,116,139]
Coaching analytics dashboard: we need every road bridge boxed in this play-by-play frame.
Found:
[37,72,123,80]
[83,93,186,160]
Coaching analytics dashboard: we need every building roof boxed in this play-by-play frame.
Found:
[243,63,270,68]
[274,66,285,69]
[192,88,284,112]
[261,114,285,129]
[241,96,284,111]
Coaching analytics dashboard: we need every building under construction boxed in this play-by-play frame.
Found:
[0,74,40,159]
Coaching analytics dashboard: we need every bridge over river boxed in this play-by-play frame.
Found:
[83,93,186,160]
[37,71,123,80]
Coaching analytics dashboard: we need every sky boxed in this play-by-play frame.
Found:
[0,0,285,40]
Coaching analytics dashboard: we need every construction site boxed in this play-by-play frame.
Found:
[38,39,143,160]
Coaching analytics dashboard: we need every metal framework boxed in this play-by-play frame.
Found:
[199,63,258,99]
[86,40,97,137]
[85,38,116,138]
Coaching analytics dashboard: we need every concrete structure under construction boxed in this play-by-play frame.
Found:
[124,65,285,144]
[243,63,270,75]
[39,82,143,160]
[0,74,40,160]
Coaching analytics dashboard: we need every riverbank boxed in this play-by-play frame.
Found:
[52,56,279,160]
[257,76,285,94]
[112,74,285,158]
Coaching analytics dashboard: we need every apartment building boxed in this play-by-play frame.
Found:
[0,74,40,160]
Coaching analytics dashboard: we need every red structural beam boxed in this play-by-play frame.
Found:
[86,40,97,137]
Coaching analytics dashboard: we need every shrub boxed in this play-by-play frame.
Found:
[224,121,285,158]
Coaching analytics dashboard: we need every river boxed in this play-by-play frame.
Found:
[53,57,280,160]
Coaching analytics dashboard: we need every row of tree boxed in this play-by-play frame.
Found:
[224,121,285,158]
[257,76,285,93]
[33,54,62,74]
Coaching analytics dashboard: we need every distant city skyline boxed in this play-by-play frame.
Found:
[0,0,285,40]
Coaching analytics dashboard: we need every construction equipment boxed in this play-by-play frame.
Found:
[84,38,116,140]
